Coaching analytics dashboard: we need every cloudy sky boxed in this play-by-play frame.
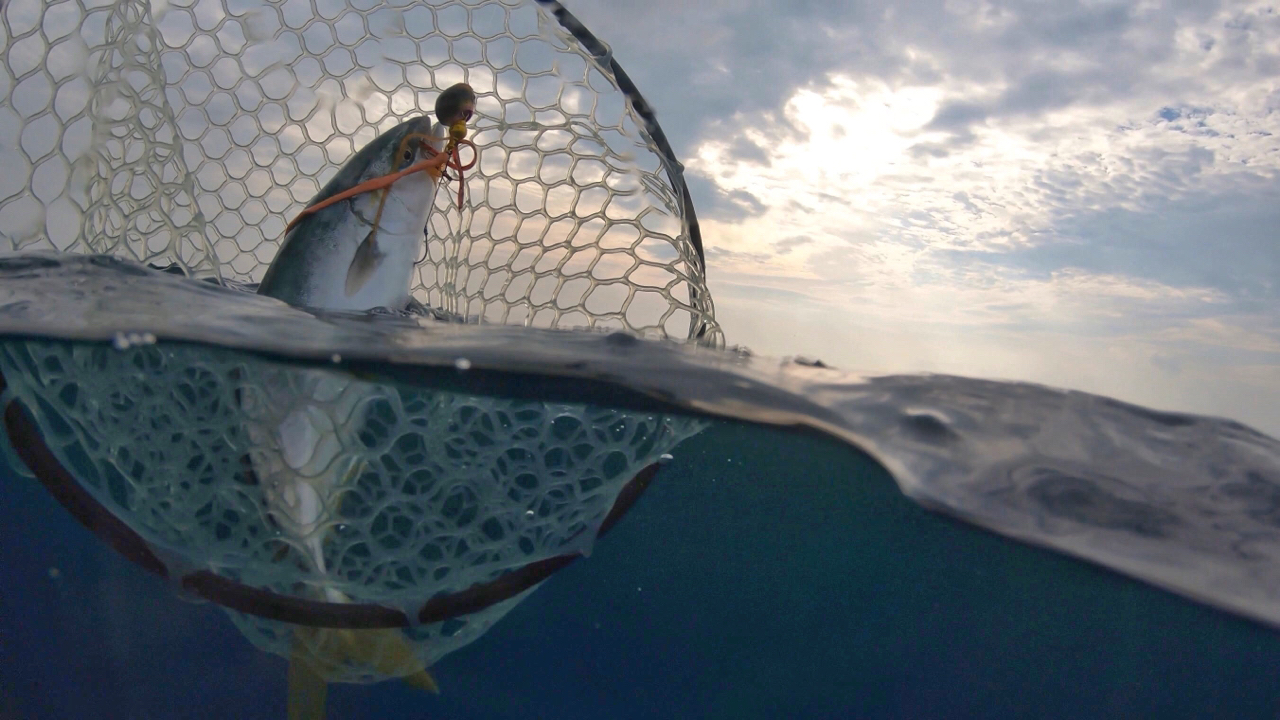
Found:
[562,0,1280,436]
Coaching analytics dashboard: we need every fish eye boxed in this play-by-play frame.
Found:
[402,148,414,163]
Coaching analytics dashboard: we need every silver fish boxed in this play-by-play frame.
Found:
[256,115,443,312]
[250,88,478,596]
[248,114,448,599]
[244,87,479,715]
[257,82,476,313]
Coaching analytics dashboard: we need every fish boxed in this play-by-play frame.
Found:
[255,113,441,312]
[256,82,477,312]
[246,84,477,720]
[250,370,444,720]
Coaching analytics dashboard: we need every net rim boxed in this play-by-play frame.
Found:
[535,0,704,259]
[535,0,715,342]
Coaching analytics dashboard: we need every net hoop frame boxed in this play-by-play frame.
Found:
[531,0,714,342]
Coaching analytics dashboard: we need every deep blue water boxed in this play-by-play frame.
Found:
[4,419,1279,719]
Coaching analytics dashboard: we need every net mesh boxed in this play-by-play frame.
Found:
[0,338,706,679]
[1,0,718,682]
[0,0,722,344]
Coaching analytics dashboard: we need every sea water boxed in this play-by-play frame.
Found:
[2,251,1280,719]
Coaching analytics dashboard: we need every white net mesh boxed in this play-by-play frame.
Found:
[0,0,722,344]
[1,0,720,683]
[0,338,706,679]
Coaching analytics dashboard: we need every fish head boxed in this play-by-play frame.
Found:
[347,114,443,235]
[355,114,443,178]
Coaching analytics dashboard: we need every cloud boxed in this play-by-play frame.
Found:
[684,170,769,221]
[991,186,1280,300]
[773,235,812,255]
[926,101,989,133]
[727,136,771,165]
[704,245,775,267]
[567,0,1272,148]
[562,0,919,155]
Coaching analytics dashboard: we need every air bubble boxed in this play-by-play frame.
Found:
[113,331,157,349]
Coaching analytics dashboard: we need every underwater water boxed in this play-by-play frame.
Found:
[3,252,1280,719]
[6,421,1280,719]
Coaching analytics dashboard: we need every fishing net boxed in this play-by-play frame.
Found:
[0,0,720,683]
[0,336,706,680]
[0,0,722,344]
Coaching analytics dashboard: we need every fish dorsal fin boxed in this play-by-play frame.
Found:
[345,229,384,297]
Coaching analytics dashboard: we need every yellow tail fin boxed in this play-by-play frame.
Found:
[286,647,329,720]
[286,625,441,719]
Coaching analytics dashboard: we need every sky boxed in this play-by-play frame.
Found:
[562,0,1280,437]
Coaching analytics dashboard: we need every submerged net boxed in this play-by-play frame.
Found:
[0,0,721,344]
[0,337,706,679]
